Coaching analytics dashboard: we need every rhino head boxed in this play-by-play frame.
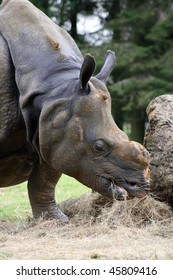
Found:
[39,51,150,200]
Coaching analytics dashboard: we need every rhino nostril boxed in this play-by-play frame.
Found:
[125,179,137,186]
[130,182,137,187]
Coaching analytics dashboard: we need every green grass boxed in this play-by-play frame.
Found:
[0,175,90,221]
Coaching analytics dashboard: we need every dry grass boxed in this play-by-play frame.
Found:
[0,193,173,259]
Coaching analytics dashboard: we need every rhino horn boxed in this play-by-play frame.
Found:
[79,54,96,90]
[96,50,116,83]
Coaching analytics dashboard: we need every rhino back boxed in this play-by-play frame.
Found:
[0,0,83,96]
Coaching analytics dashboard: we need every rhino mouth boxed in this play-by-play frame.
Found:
[108,181,128,200]
[105,178,150,200]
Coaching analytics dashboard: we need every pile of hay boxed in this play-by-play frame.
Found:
[1,193,173,259]
[60,193,173,228]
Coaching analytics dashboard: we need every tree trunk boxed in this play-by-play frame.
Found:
[69,1,78,40]
[130,109,145,143]
[144,95,173,207]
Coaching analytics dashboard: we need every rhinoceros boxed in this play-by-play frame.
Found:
[0,0,150,221]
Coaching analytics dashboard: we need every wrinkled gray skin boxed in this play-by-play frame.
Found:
[0,0,150,221]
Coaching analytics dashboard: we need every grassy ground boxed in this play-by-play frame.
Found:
[0,176,173,260]
[0,175,89,221]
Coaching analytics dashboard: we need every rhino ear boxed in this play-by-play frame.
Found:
[79,54,96,90]
[96,50,116,83]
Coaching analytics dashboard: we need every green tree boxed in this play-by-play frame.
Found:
[54,0,97,41]
[30,0,53,16]
[29,0,98,42]
[100,0,173,142]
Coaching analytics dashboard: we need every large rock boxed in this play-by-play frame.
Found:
[144,94,173,207]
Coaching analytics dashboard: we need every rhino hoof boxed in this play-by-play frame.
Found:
[33,208,70,222]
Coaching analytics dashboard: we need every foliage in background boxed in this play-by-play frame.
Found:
[101,0,173,142]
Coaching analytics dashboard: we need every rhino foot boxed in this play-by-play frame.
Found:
[27,164,70,222]
[32,204,70,222]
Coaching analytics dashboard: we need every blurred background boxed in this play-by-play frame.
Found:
[1,0,173,143]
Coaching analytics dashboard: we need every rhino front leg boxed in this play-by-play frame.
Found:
[27,162,69,222]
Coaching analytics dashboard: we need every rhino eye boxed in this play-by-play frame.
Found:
[93,139,109,155]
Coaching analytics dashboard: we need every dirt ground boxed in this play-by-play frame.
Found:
[0,194,173,260]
